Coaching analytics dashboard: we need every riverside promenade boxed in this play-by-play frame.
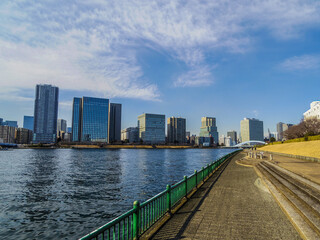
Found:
[150,152,301,240]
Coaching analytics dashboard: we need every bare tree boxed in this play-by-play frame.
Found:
[284,118,320,140]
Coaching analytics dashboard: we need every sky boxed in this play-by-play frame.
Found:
[0,0,320,136]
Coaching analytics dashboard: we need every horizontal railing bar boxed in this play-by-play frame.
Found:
[171,179,186,189]
[140,190,167,207]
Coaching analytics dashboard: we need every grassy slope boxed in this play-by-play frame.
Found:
[260,140,320,158]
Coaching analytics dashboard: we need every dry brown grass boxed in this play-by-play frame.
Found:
[260,140,320,158]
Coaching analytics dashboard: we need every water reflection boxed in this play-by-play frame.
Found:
[24,150,58,203]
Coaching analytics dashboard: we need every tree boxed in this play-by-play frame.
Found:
[284,118,320,140]
[270,137,276,143]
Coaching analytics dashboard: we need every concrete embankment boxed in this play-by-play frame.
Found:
[150,152,301,240]
[240,150,320,239]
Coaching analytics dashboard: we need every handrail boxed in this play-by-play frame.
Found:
[80,149,242,240]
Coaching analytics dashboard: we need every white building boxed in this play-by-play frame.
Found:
[304,101,320,119]
[121,127,139,143]
[219,135,233,147]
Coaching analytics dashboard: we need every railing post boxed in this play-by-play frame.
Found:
[195,170,198,188]
[184,175,188,198]
[133,201,140,240]
[202,167,204,182]
[166,185,171,214]
[207,164,209,177]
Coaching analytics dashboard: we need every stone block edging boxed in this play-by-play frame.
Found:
[263,151,320,163]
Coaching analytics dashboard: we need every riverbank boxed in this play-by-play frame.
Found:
[260,140,320,159]
[22,144,224,149]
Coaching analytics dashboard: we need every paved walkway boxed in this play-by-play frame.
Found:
[151,153,301,240]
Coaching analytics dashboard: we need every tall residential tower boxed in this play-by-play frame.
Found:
[167,117,186,144]
[33,84,59,143]
[108,103,122,143]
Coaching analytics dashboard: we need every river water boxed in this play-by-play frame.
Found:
[0,148,236,239]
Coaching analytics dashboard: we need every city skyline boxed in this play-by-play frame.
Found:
[0,87,316,137]
[1,1,320,135]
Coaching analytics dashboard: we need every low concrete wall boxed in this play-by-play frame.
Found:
[263,150,320,163]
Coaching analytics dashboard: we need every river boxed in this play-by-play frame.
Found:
[0,148,236,239]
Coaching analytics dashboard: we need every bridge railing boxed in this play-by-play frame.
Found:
[80,149,242,240]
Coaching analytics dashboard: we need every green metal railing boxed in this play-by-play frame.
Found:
[80,150,241,240]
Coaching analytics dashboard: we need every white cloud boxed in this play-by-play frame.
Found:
[174,66,213,87]
[280,55,320,70]
[0,0,320,96]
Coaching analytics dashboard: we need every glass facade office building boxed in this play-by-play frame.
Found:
[138,113,165,144]
[23,116,34,131]
[33,84,59,143]
[2,121,18,128]
[72,97,109,142]
[72,98,82,142]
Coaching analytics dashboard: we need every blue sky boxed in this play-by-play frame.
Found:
[0,0,320,136]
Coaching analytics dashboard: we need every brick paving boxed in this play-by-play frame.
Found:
[151,153,301,240]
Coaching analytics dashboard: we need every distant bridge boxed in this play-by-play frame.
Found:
[234,141,266,147]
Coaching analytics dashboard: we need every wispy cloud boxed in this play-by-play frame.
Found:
[0,0,320,98]
[280,55,320,71]
[174,66,213,87]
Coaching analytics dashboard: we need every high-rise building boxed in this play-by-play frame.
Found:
[3,121,18,128]
[67,127,72,133]
[240,118,264,142]
[57,119,67,138]
[138,113,165,144]
[72,97,109,142]
[304,101,320,119]
[108,103,122,143]
[33,84,59,143]
[72,97,82,142]
[0,126,16,143]
[121,127,139,143]
[277,122,293,141]
[0,118,3,125]
[199,117,219,144]
[227,130,237,145]
[15,128,33,144]
[23,116,34,131]
[167,117,186,144]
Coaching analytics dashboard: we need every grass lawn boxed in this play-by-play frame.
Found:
[260,140,320,158]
